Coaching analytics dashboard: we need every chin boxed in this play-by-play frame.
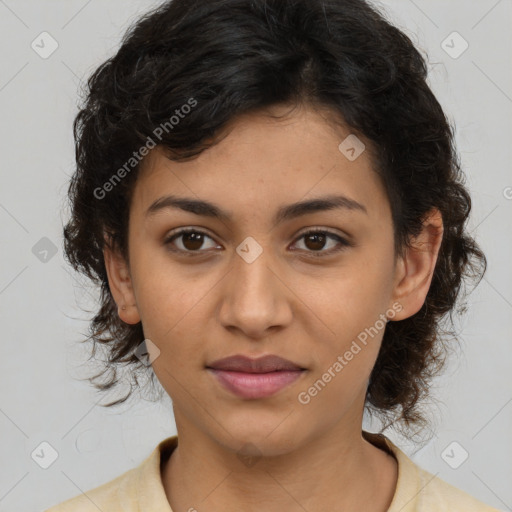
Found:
[213,420,305,458]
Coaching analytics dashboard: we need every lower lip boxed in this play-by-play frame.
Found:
[207,369,305,399]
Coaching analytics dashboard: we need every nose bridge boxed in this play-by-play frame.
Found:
[232,236,278,307]
[218,235,291,335]
[235,239,274,295]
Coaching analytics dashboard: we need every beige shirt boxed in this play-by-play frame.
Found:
[45,431,501,511]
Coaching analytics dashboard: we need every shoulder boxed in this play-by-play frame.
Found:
[413,464,502,512]
[363,431,503,512]
[43,465,138,512]
[44,436,178,512]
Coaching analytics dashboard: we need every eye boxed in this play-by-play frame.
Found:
[290,229,352,257]
[163,227,352,257]
[164,228,219,255]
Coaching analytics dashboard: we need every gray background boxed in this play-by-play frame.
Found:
[0,0,511,510]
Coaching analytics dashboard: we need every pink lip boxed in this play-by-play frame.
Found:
[207,368,305,399]
[207,354,304,373]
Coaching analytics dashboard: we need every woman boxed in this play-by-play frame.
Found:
[46,0,499,510]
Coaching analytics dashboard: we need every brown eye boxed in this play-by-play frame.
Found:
[292,229,351,256]
[164,227,352,258]
[180,231,206,251]
[304,232,328,251]
[164,229,218,253]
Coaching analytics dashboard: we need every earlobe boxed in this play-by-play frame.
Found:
[103,244,141,325]
[389,208,444,321]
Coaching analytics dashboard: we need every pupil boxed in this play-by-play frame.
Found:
[184,232,203,250]
[306,233,326,251]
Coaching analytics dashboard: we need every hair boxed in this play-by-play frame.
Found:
[62,0,486,433]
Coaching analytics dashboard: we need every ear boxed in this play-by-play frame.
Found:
[388,208,444,321]
[103,239,141,325]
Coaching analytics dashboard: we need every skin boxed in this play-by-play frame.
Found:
[104,103,443,512]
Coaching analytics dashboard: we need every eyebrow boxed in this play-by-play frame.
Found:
[145,193,368,225]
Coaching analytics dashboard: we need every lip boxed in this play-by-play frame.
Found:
[208,369,305,399]
[206,355,306,399]
[207,354,305,373]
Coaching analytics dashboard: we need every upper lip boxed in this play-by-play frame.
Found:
[206,354,305,373]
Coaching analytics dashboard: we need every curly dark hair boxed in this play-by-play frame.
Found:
[62,0,486,432]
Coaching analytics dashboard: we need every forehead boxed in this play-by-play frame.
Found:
[132,104,390,223]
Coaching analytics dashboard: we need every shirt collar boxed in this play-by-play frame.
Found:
[137,432,417,511]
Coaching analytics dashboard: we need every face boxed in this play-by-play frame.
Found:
[104,103,442,456]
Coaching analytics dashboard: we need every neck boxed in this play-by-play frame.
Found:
[161,416,398,512]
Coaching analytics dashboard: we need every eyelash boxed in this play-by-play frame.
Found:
[163,228,353,258]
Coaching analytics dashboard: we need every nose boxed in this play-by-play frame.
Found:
[217,243,293,339]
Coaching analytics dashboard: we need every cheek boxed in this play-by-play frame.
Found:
[142,284,209,402]
[303,246,394,386]
[130,240,212,329]
[298,282,388,417]
[130,263,210,373]
[138,279,206,346]
[314,257,393,339]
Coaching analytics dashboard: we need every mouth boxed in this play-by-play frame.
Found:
[206,354,307,399]
[206,368,306,399]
